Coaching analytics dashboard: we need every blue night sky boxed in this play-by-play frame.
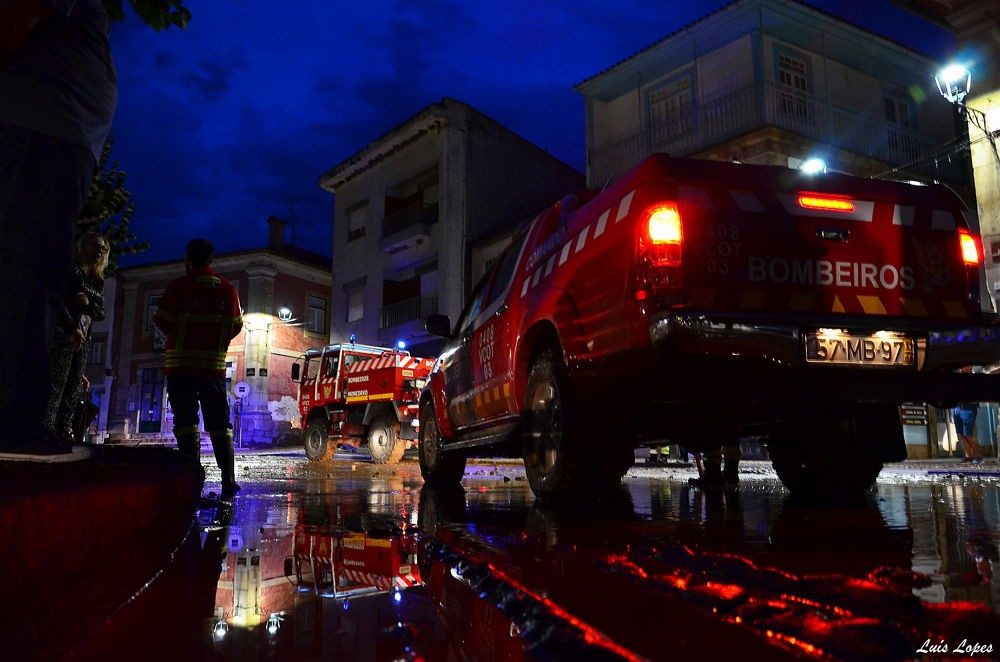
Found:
[108,0,955,267]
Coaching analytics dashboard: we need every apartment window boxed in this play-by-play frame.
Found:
[346,287,364,323]
[306,295,327,334]
[649,77,693,143]
[347,203,367,242]
[88,333,107,366]
[884,96,910,129]
[777,52,810,120]
[884,94,914,154]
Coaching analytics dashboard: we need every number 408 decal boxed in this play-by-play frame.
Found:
[478,323,495,379]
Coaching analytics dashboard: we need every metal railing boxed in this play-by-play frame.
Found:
[379,295,438,329]
[589,82,936,185]
[381,202,439,239]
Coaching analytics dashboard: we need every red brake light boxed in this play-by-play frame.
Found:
[798,195,855,212]
[646,203,681,244]
[635,201,683,299]
[959,229,981,265]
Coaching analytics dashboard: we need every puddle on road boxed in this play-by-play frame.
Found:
[62,459,999,660]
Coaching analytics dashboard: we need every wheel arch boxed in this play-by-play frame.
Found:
[363,402,399,427]
[304,406,330,427]
[420,377,455,441]
[516,319,564,406]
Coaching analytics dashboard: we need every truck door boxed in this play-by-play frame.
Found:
[471,232,528,425]
[438,276,490,432]
[318,348,340,403]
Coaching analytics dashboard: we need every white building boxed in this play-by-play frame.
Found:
[575,0,968,194]
[318,98,584,357]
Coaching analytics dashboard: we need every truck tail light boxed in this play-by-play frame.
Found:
[958,228,983,304]
[635,201,683,300]
[959,228,981,266]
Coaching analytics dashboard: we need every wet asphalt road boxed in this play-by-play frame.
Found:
[67,448,1000,661]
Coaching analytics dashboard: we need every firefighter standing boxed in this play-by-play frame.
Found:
[689,442,741,488]
[154,238,243,497]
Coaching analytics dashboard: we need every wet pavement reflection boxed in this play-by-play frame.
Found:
[66,453,1000,661]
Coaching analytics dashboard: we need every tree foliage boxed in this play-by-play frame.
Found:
[101,0,191,30]
[77,135,148,274]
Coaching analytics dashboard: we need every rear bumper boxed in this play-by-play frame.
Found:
[645,310,1000,406]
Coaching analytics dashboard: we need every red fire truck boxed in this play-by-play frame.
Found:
[418,153,1000,499]
[291,342,434,463]
[286,525,422,601]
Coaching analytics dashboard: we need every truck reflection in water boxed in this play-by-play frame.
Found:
[208,494,442,661]
[197,471,999,661]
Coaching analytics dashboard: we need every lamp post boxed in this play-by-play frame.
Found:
[934,62,999,307]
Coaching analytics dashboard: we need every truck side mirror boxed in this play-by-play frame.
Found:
[283,556,296,583]
[291,363,300,381]
[426,314,453,339]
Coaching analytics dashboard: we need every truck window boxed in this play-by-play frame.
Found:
[325,356,339,378]
[482,231,527,310]
[303,358,318,381]
[454,274,490,338]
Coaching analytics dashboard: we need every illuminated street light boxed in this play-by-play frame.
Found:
[277,306,293,322]
[213,619,229,639]
[266,612,281,636]
[935,63,971,105]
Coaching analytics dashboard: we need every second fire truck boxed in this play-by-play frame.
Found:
[291,341,434,464]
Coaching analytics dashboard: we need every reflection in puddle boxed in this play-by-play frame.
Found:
[881,483,998,611]
[69,461,995,660]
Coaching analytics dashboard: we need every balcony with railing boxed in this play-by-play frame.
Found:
[379,202,439,255]
[379,295,439,329]
[589,82,944,186]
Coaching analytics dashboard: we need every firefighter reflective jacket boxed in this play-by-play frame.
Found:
[153,266,242,377]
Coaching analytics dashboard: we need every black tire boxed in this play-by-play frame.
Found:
[368,416,404,464]
[418,401,466,487]
[303,418,333,462]
[523,350,584,498]
[768,405,892,500]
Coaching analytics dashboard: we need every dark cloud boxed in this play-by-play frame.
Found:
[181,49,248,103]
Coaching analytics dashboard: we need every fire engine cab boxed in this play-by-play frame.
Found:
[419,153,1000,499]
[291,342,434,463]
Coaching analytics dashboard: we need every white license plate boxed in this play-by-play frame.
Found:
[804,332,914,367]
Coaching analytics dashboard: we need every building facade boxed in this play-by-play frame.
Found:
[105,219,332,447]
[574,0,967,193]
[318,97,585,357]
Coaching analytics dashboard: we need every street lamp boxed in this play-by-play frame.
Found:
[935,63,971,105]
[277,306,293,323]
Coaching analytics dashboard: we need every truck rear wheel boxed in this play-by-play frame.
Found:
[368,416,404,464]
[419,402,466,486]
[768,405,896,500]
[304,418,333,462]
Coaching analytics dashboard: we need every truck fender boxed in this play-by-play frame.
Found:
[518,288,579,392]
[305,405,330,426]
[363,402,399,427]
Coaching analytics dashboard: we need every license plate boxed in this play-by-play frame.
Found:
[804,332,914,367]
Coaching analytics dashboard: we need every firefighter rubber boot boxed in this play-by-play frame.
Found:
[210,428,241,498]
[174,425,201,459]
